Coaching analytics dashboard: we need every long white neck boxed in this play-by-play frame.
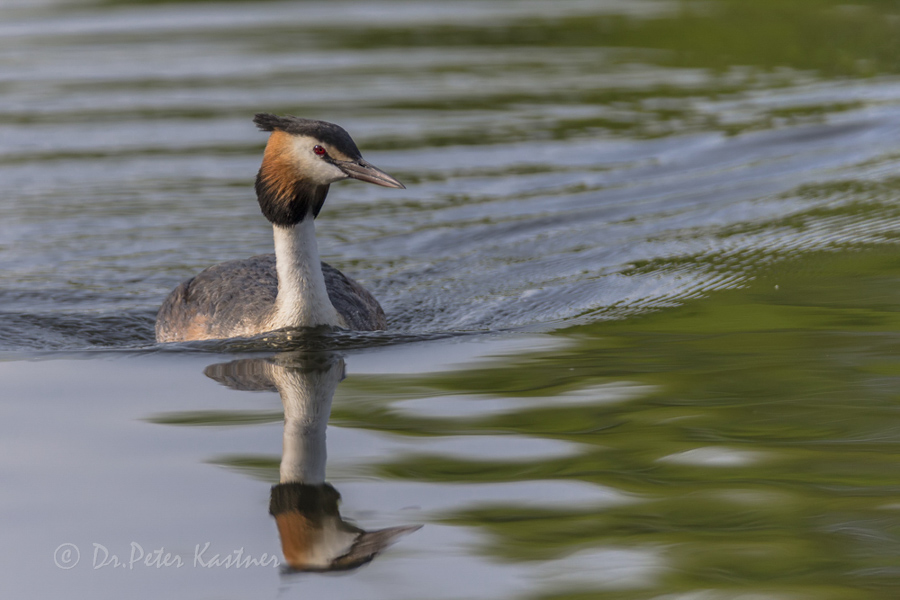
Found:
[270,220,340,329]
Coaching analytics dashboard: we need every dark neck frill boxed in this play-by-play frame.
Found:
[255,171,329,227]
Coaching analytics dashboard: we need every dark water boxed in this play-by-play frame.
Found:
[5,0,900,598]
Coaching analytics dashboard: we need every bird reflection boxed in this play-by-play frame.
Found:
[204,352,421,572]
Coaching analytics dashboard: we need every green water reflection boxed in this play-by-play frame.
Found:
[98,0,900,82]
[150,242,900,597]
[43,0,900,145]
[338,0,900,76]
[345,248,900,598]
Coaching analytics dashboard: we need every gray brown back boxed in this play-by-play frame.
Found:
[155,254,386,342]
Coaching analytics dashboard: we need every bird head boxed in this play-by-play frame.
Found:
[253,114,404,226]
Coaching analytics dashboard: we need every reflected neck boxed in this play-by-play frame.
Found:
[276,361,344,484]
[269,221,340,330]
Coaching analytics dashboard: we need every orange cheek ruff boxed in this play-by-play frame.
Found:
[259,131,302,203]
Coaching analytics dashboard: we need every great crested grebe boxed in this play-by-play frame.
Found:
[155,114,404,343]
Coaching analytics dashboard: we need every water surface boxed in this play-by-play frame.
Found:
[4,0,900,598]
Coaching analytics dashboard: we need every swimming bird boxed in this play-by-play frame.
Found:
[155,114,405,342]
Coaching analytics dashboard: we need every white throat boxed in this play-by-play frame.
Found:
[270,220,340,330]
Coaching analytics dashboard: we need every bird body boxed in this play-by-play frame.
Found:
[155,115,403,343]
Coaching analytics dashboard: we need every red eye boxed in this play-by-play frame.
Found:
[313,145,326,156]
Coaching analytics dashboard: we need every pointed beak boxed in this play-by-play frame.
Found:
[336,159,406,189]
